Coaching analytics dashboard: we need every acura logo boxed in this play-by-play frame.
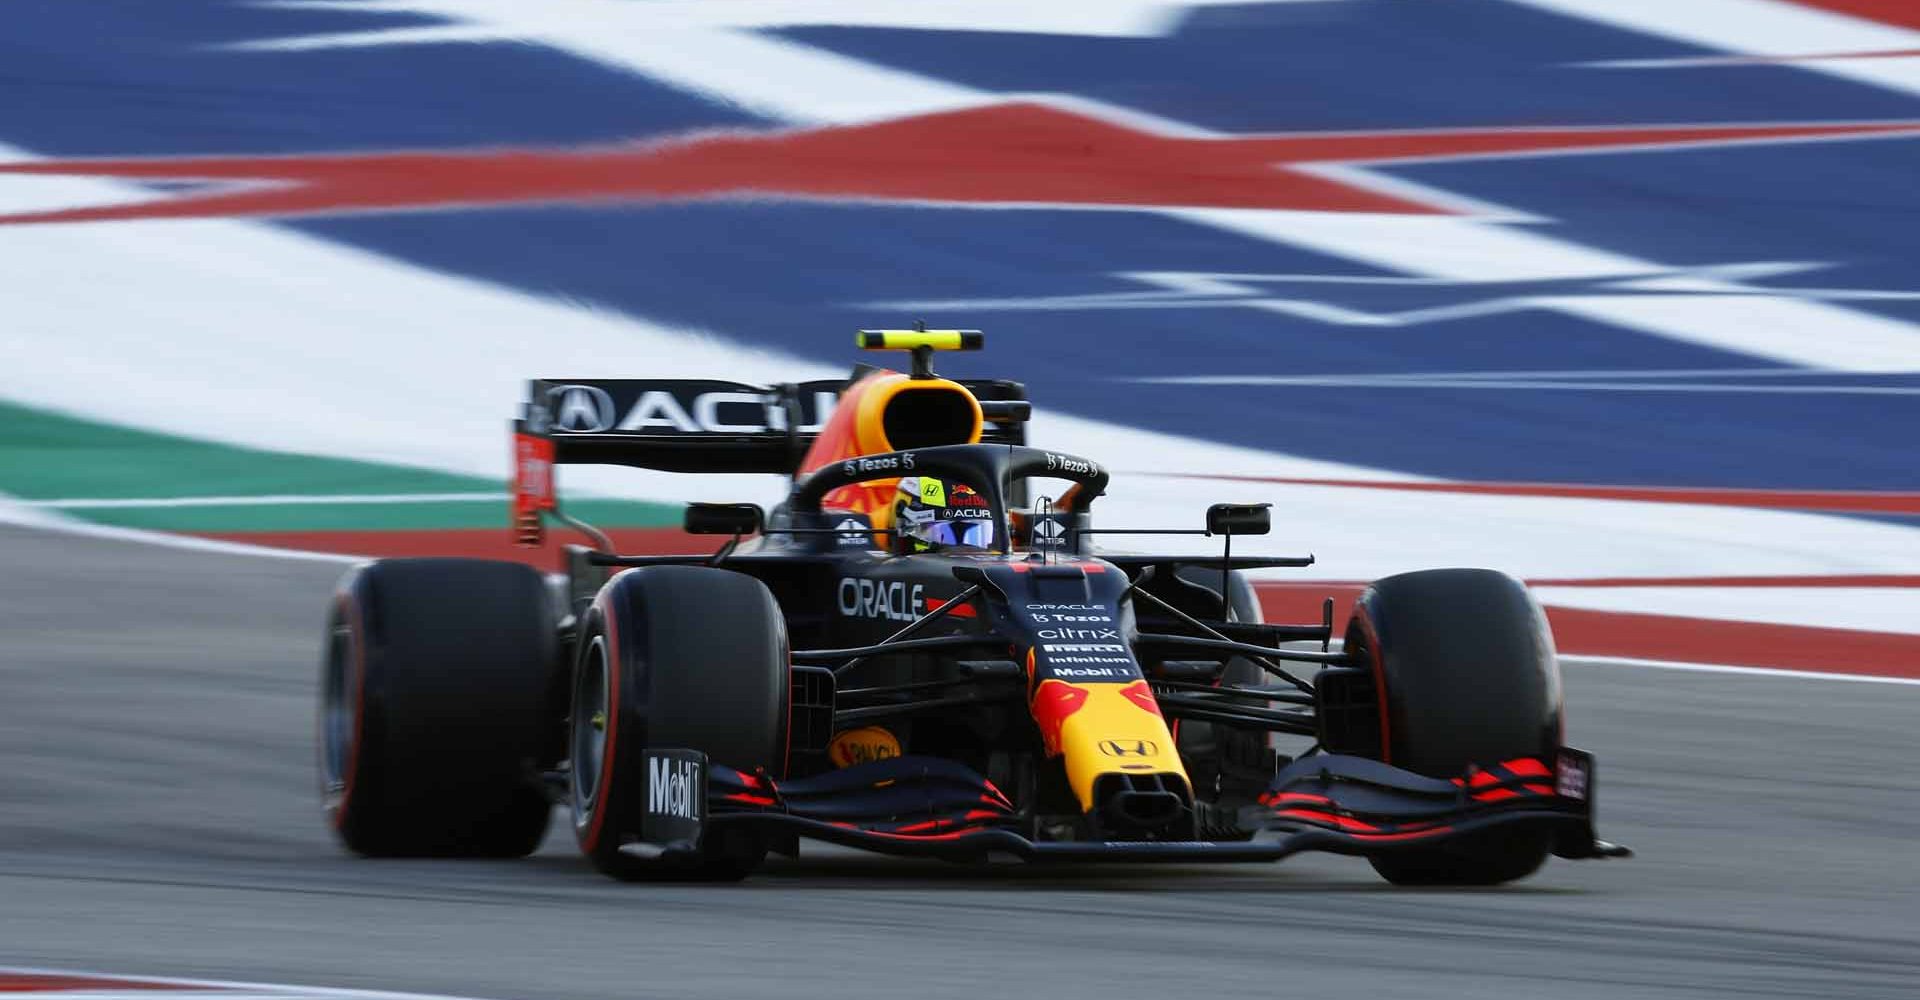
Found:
[1098,739,1158,758]
[548,384,616,433]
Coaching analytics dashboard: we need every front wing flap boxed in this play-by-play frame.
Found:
[632,749,1628,864]
[1247,747,1628,861]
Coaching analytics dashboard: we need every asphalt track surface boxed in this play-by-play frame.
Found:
[3,523,1917,1000]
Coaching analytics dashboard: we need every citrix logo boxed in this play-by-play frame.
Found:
[1036,627,1121,640]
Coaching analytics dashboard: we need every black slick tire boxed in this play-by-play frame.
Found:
[570,565,788,881]
[1345,568,1562,886]
[321,558,557,858]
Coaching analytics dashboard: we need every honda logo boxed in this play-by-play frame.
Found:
[1097,739,1158,758]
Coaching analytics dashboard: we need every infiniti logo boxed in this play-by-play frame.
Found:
[548,384,616,433]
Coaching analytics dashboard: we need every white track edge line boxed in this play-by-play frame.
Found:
[0,502,363,565]
[26,492,511,509]
[1559,654,1920,687]
[0,966,499,1000]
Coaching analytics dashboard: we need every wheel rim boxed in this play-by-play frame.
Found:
[570,636,611,828]
[320,622,353,797]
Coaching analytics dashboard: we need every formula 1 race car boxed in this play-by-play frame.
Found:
[319,330,1627,883]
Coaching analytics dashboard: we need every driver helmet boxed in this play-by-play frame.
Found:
[893,476,993,553]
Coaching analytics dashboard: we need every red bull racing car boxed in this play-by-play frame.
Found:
[320,330,1627,883]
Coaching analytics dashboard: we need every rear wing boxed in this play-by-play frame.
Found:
[511,375,1029,545]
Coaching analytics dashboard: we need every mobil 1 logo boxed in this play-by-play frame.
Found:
[639,748,706,850]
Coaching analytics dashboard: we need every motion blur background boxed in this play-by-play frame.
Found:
[2,1,1917,998]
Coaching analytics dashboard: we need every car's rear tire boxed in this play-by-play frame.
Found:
[322,558,557,858]
[570,565,788,881]
[1345,568,1562,886]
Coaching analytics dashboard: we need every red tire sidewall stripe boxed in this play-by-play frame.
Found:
[1354,604,1393,765]
[330,590,367,831]
[581,596,621,853]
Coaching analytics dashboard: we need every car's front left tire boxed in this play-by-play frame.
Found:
[1345,568,1563,886]
[570,565,789,881]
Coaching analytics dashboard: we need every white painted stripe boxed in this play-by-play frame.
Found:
[1561,654,1920,687]
[29,491,510,509]
[1142,366,1920,382]
[0,967,501,1000]
[257,0,992,124]
[0,495,361,564]
[257,0,1311,43]
[1513,0,1920,97]
[1171,209,1920,372]
[1535,585,1920,636]
[1539,293,1920,373]
[1132,378,1920,394]
[223,25,518,52]
[1582,52,1920,69]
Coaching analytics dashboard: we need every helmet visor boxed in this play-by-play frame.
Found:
[928,518,993,548]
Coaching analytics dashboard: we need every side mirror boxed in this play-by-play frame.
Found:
[1206,502,1271,537]
[685,502,763,536]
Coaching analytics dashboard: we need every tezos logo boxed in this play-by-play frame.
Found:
[648,756,699,818]
[1043,453,1095,476]
[838,578,926,622]
[548,384,617,433]
[1098,739,1159,758]
[841,452,916,477]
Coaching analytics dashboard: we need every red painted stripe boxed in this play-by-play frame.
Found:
[1256,575,1920,591]
[1255,582,1920,678]
[1154,473,1920,515]
[0,976,196,992]
[1524,574,1920,588]
[6,106,1920,226]
[1787,0,1920,31]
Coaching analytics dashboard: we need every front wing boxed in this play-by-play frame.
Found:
[623,749,1629,865]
